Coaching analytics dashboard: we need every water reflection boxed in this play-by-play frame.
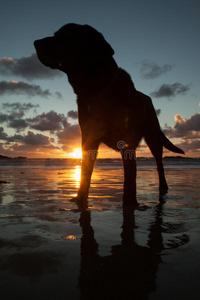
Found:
[77,203,163,300]
[74,165,81,188]
[0,165,197,299]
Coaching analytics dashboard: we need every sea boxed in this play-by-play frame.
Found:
[0,156,200,169]
[0,156,200,299]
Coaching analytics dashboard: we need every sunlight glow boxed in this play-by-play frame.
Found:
[74,165,81,188]
[71,148,82,159]
[62,235,77,240]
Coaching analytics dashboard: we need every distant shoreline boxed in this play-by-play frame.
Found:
[0,154,200,161]
[0,155,27,160]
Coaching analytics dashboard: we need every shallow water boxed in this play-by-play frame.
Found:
[0,162,200,299]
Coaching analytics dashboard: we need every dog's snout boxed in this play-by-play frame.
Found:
[34,36,55,50]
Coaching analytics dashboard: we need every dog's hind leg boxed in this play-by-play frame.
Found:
[145,137,168,194]
[121,148,138,206]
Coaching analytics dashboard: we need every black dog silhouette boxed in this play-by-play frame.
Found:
[34,23,184,205]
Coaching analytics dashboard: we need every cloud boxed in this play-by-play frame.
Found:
[57,123,81,151]
[0,104,82,155]
[0,127,57,150]
[30,111,68,132]
[140,60,174,79]
[164,113,200,139]
[0,102,39,131]
[0,80,61,98]
[22,131,53,146]
[0,54,62,80]
[0,127,8,140]
[55,92,63,99]
[0,112,29,131]
[174,139,200,155]
[4,130,55,146]
[0,107,79,138]
[0,113,9,123]
[151,83,190,98]
[57,123,80,142]
[8,119,28,131]
[8,131,58,158]
[155,109,161,116]
[2,102,39,113]
[67,110,78,119]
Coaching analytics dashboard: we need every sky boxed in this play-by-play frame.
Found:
[0,0,200,158]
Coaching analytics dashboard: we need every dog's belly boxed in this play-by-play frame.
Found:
[101,104,144,150]
[102,129,142,151]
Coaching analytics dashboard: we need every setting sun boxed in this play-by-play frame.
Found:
[71,148,82,159]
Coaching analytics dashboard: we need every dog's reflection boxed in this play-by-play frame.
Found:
[77,203,164,300]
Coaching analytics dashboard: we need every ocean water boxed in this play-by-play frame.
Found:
[0,157,200,299]
[0,157,200,169]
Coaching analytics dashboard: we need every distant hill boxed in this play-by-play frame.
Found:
[0,154,12,160]
[0,155,27,160]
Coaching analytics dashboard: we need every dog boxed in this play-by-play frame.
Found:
[34,23,184,205]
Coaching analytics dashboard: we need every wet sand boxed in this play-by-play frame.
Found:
[0,164,200,299]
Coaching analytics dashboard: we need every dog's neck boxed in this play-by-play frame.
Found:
[61,57,118,96]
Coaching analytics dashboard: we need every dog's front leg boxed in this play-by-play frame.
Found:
[75,139,100,202]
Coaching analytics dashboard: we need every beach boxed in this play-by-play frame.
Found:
[0,158,200,299]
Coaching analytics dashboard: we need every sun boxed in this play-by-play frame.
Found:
[71,148,82,159]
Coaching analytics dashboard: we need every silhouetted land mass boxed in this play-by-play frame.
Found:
[0,154,199,161]
[0,155,27,160]
[0,155,12,159]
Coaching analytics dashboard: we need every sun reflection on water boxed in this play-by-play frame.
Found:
[74,165,81,188]
[62,235,77,240]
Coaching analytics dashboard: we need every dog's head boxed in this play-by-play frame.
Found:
[34,23,114,72]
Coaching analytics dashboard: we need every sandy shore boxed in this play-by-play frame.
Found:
[0,165,200,299]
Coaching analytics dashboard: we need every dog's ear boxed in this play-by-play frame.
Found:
[83,25,114,57]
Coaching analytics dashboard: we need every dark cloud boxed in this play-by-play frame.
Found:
[57,123,81,151]
[2,102,39,113]
[0,54,62,80]
[155,109,161,116]
[140,60,174,79]
[0,108,75,135]
[0,81,58,98]
[67,110,78,119]
[0,112,28,131]
[22,131,52,146]
[174,139,200,155]
[0,111,25,122]
[0,102,38,131]
[5,130,54,146]
[0,127,8,140]
[0,127,56,151]
[55,92,63,100]
[30,111,67,132]
[0,104,82,155]
[0,113,9,123]
[164,113,200,139]
[8,119,28,131]
[151,83,190,98]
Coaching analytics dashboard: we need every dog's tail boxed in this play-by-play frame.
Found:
[161,131,184,154]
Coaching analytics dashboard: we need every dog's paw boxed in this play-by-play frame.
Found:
[122,193,138,207]
[70,194,88,202]
[159,186,168,195]
[70,195,88,210]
